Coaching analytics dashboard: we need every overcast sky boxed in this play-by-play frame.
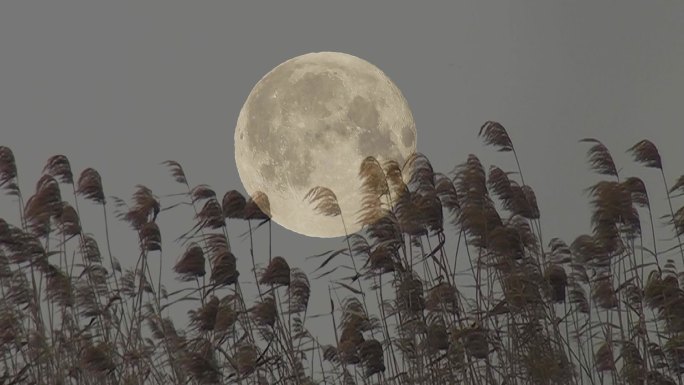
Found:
[2,1,683,336]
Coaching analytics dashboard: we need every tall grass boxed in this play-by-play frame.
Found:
[1,121,683,384]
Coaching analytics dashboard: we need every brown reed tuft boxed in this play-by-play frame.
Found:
[0,146,19,195]
[628,139,662,169]
[76,168,105,204]
[359,339,385,377]
[222,189,246,219]
[287,268,310,313]
[580,138,618,177]
[250,295,277,327]
[479,121,514,152]
[243,190,271,220]
[259,255,290,286]
[174,242,206,281]
[304,186,342,217]
[44,154,74,184]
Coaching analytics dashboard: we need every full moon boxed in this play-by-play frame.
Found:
[234,52,416,238]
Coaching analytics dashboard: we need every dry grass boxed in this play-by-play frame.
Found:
[1,122,684,385]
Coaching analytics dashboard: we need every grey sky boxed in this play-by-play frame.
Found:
[1,1,684,339]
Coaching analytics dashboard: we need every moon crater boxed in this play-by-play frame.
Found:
[235,52,416,238]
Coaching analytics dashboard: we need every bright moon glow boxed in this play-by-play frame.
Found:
[234,52,416,238]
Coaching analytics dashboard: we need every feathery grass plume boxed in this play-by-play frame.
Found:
[235,343,258,376]
[425,282,459,314]
[339,324,364,365]
[45,264,74,307]
[664,334,684,374]
[189,295,219,332]
[580,138,618,177]
[174,242,206,281]
[521,185,540,219]
[425,315,449,352]
[455,154,488,200]
[74,278,103,318]
[190,184,217,203]
[0,146,19,195]
[203,233,238,285]
[384,159,406,200]
[6,270,32,306]
[502,268,542,310]
[365,210,403,253]
[161,160,187,185]
[259,255,290,286]
[592,273,618,309]
[341,297,374,332]
[394,190,430,236]
[195,198,225,230]
[357,156,390,227]
[487,224,526,260]
[488,165,513,202]
[222,190,246,219]
[628,139,662,169]
[500,180,539,220]
[403,152,435,194]
[548,238,572,264]
[0,301,20,345]
[620,341,644,385]
[243,190,271,220]
[622,177,650,208]
[304,186,341,217]
[479,121,514,152]
[594,341,616,372]
[454,155,502,246]
[215,295,238,334]
[43,154,74,184]
[117,185,160,230]
[359,339,385,377]
[81,341,116,374]
[120,269,137,297]
[182,337,221,384]
[647,371,677,385]
[80,234,102,263]
[148,315,183,348]
[434,172,459,212]
[251,295,278,329]
[76,168,105,204]
[460,323,489,359]
[287,268,310,313]
[322,344,338,363]
[210,249,238,287]
[588,180,639,231]
[83,264,109,294]
[140,221,162,251]
[359,156,390,197]
[521,342,573,385]
[4,226,48,269]
[544,264,567,303]
[644,271,684,333]
[57,201,81,237]
[396,271,425,315]
[24,174,62,236]
[571,234,608,265]
[415,191,444,234]
[366,243,397,274]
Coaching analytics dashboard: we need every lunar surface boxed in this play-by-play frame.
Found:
[234,52,416,238]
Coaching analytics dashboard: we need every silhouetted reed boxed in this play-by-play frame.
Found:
[1,120,684,385]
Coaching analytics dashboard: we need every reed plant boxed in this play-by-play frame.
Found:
[1,121,683,384]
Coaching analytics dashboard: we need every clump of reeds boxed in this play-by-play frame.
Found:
[1,120,684,385]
